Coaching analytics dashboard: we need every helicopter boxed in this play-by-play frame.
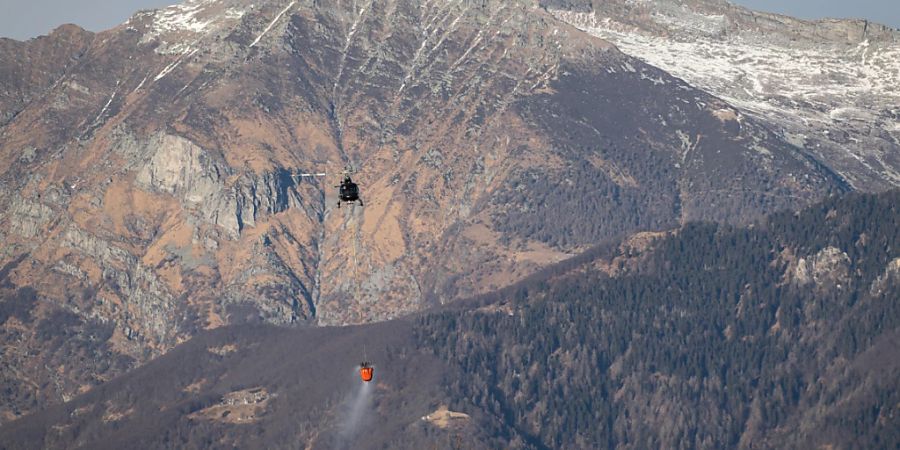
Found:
[293,165,363,208]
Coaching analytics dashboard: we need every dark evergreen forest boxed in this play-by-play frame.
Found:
[417,191,900,449]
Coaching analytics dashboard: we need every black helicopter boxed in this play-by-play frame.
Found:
[336,171,363,208]
[294,165,363,208]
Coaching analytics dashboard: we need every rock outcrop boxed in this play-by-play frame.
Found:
[871,257,900,295]
[792,246,851,287]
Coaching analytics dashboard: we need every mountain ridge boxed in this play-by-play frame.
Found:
[0,0,860,423]
[545,0,900,190]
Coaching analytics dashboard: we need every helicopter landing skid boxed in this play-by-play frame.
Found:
[337,200,363,208]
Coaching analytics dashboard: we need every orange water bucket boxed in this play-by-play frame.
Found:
[360,366,374,382]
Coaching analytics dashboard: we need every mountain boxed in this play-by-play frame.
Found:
[0,25,95,126]
[0,0,852,422]
[2,190,897,449]
[545,0,900,191]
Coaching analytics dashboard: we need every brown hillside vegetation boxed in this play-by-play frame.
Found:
[1,191,896,449]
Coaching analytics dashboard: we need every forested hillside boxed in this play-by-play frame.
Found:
[2,191,897,449]
[417,190,900,449]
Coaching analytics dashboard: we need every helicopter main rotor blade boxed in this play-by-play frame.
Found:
[295,173,327,177]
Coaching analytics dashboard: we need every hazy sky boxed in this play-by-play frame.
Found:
[733,0,900,28]
[0,0,898,40]
[0,0,173,40]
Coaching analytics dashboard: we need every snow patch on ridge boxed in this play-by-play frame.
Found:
[136,0,249,55]
[250,1,297,48]
[551,9,900,189]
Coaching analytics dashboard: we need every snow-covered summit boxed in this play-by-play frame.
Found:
[551,0,900,190]
[129,0,252,54]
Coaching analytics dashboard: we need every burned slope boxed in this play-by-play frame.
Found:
[488,55,845,249]
[0,321,501,450]
[3,191,897,449]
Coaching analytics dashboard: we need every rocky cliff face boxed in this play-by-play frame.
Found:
[0,0,846,421]
[545,0,900,191]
